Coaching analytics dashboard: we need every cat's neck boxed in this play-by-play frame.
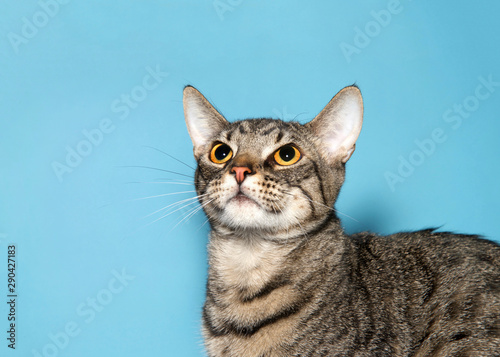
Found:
[207,220,344,299]
[203,224,347,345]
[207,233,297,297]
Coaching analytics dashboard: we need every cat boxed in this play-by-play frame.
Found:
[182,85,500,356]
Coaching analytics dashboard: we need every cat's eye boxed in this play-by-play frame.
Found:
[210,143,233,164]
[274,145,301,166]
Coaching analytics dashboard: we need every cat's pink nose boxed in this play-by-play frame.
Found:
[231,166,252,184]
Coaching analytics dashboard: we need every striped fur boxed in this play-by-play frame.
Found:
[183,86,500,356]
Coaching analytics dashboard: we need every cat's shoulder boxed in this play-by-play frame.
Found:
[348,228,500,267]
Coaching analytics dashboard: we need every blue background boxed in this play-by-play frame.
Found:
[1,1,499,356]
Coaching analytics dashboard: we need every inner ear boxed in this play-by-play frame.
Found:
[183,86,229,159]
[305,85,363,164]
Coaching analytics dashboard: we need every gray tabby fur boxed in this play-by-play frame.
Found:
[182,85,500,356]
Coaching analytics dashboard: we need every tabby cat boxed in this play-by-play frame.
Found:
[182,85,500,356]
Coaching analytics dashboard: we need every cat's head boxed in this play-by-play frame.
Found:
[183,86,363,239]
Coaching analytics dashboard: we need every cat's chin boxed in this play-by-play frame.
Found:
[215,194,299,234]
[225,193,262,220]
[231,193,257,206]
[219,194,277,230]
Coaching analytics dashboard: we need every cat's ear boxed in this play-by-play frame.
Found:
[183,86,229,159]
[306,85,363,164]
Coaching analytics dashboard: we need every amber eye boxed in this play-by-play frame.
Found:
[274,145,301,166]
[210,143,233,164]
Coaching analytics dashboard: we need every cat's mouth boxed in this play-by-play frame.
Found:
[231,192,258,206]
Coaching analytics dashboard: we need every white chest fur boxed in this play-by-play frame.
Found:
[210,237,290,292]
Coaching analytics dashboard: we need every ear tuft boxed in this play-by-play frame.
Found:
[306,86,363,164]
[183,86,229,159]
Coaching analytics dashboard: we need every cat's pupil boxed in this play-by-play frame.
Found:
[279,145,296,162]
[215,144,231,161]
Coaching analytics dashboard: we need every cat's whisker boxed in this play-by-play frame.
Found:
[129,190,198,202]
[173,205,204,230]
[170,198,214,232]
[271,201,308,242]
[98,190,196,210]
[142,198,203,228]
[151,177,195,183]
[282,190,359,223]
[292,112,308,122]
[275,204,292,241]
[287,208,309,241]
[142,145,197,171]
[319,203,359,223]
[117,165,193,178]
[198,218,211,231]
[123,181,194,186]
[141,194,207,219]
[117,198,200,239]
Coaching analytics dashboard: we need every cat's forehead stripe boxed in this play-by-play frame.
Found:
[220,119,304,149]
[260,126,278,136]
[275,131,283,144]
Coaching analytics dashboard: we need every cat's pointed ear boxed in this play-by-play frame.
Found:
[183,86,229,159]
[306,85,363,164]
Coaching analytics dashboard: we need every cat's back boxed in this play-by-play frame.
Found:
[351,228,499,274]
[350,229,500,288]
[342,229,500,356]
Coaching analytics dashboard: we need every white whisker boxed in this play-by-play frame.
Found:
[143,199,201,227]
[142,194,206,219]
[124,181,194,186]
[283,190,359,223]
[152,178,195,183]
[118,165,193,178]
[198,218,211,231]
[142,145,196,171]
[129,190,198,202]
[170,198,214,232]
